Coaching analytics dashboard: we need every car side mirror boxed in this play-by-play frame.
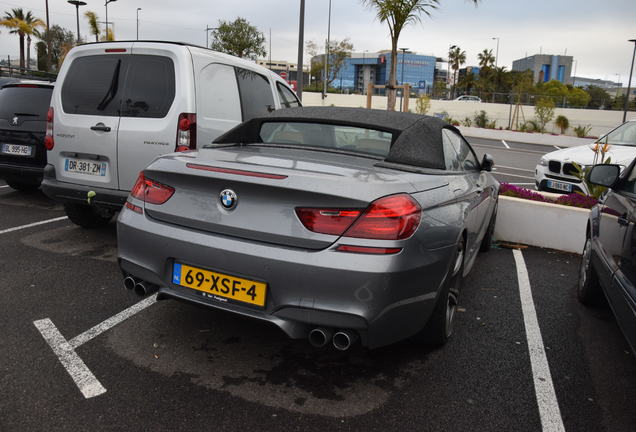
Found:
[587,164,621,188]
[481,154,494,172]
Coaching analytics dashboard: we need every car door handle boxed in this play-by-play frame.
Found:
[618,216,630,227]
[90,123,111,132]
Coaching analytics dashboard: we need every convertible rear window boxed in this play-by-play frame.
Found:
[259,122,393,157]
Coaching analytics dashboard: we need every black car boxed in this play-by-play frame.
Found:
[579,163,636,353]
[0,81,54,190]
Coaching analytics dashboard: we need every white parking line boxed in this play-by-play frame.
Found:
[554,146,561,150]
[513,250,565,432]
[0,216,67,235]
[493,171,535,180]
[69,294,157,348]
[501,139,510,149]
[34,294,158,399]
[33,318,107,399]
[0,185,9,188]
[496,164,535,173]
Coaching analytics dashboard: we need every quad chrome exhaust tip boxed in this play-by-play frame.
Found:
[332,330,358,351]
[308,327,333,348]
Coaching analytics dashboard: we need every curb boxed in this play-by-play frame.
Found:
[457,126,596,148]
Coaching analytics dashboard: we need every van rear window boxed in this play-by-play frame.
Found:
[61,55,123,116]
[0,86,52,120]
[61,54,175,118]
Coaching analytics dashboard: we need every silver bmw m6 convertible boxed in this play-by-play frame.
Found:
[117,107,499,350]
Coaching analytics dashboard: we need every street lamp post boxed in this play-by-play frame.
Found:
[399,48,408,111]
[361,49,368,94]
[105,0,117,39]
[492,37,499,68]
[296,0,305,100]
[322,0,332,100]
[623,39,636,123]
[205,26,217,48]
[68,1,86,43]
[136,8,141,40]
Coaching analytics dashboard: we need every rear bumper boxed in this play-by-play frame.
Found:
[0,161,44,183]
[117,206,456,349]
[41,164,128,209]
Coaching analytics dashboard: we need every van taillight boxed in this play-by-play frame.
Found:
[44,107,54,150]
[175,113,196,152]
[130,172,175,205]
[296,194,421,240]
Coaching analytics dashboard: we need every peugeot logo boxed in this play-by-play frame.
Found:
[219,189,238,210]
[11,116,18,126]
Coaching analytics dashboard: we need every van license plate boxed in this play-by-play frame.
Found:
[1,143,32,156]
[547,180,572,192]
[64,158,107,176]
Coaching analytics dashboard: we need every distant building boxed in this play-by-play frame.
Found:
[512,54,573,84]
[572,76,622,90]
[256,59,309,85]
[319,50,437,94]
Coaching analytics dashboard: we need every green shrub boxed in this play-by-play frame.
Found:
[555,115,569,134]
[415,94,431,115]
[473,110,489,128]
[462,117,472,127]
[573,124,592,138]
[534,98,555,132]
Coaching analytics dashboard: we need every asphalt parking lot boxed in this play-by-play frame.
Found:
[1,181,635,432]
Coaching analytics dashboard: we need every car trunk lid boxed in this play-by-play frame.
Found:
[141,146,445,249]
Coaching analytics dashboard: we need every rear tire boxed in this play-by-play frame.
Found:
[7,180,40,192]
[64,203,113,228]
[479,203,497,252]
[578,236,603,306]
[415,237,465,346]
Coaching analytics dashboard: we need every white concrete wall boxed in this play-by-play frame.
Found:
[493,195,589,254]
[301,92,628,138]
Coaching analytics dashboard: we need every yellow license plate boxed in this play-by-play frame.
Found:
[172,263,267,307]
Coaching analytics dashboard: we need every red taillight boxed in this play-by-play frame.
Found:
[344,194,421,240]
[105,48,127,53]
[130,172,175,205]
[125,201,143,214]
[44,107,54,150]
[295,208,362,236]
[296,194,421,240]
[176,113,196,152]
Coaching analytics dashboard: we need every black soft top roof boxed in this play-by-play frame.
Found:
[213,106,458,170]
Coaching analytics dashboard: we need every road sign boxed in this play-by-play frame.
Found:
[280,71,288,79]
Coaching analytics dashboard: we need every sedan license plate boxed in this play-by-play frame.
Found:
[172,263,267,307]
[64,158,107,176]
[547,180,572,192]
[1,143,32,156]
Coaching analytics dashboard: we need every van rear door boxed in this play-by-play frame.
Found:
[54,43,132,190]
[116,43,191,191]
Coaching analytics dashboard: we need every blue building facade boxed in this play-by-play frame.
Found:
[332,51,437,94]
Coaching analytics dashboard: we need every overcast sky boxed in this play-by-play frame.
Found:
[2,0,635,84]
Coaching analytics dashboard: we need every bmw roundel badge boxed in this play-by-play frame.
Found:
[219,189,238,210]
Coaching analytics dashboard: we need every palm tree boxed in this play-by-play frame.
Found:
[0,8,45,70]
[362,0,480,110]
[477,48,495,69]
[362,0,438,111]
[448,45,466,99]
[84,11,100,42]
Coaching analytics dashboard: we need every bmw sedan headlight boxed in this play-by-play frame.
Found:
[539,156,548,166]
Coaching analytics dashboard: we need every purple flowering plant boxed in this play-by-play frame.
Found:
[499,183,598,209]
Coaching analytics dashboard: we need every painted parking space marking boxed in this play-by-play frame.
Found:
[34,294,158,399]
[554,146,561,150]
[69,294,157,348]
[493,171,535,180]
[0,185,9,188]
[497,164,535,173]
[501,139,510,149]
[0,216,67,235]
[33,318,107,399]
[513,249,565,432]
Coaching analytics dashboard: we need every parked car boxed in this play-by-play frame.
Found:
[579,162,636,354]
[42,41,299,228]
[117,107,499,350]
[454,95,481,102]
[535,119,636,194]
[0,80,54,190]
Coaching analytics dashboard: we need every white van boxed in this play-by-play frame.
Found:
[42,41,300,227]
